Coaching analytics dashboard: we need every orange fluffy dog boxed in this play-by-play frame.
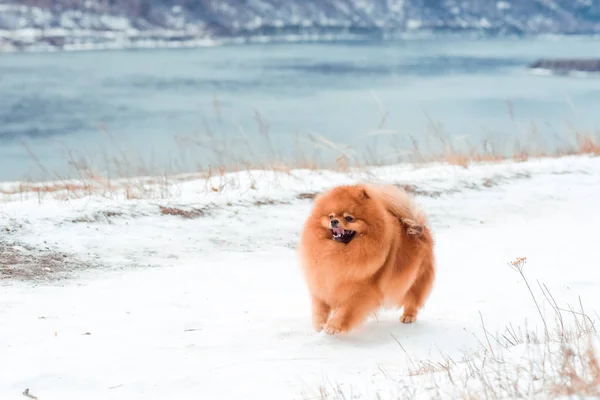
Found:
[298,183,435,335]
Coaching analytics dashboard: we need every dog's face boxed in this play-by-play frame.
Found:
[326,211,359,244]
[313,186,374,245]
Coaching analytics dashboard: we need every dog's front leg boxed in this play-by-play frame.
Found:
[323,289,382,335]
[311,296,331,332]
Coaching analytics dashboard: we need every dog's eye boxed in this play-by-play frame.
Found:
[329,214,334,219]
[345,216,354,222]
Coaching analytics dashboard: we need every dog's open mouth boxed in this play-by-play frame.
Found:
[331,227,356,244]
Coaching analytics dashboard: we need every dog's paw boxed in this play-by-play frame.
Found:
[400,314,417,324]
[323,325,341,335]
[323,320,345,335]
[312,315,329,332]
[312,321,325,332]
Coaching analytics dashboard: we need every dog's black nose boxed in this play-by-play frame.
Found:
[330,219,339,228]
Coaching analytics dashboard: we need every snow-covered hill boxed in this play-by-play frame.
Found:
[1,155,600,398]
[1,0,600,51]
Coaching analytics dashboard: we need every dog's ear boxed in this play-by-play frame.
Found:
[359,186,370,200]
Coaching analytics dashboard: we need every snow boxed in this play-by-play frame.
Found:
[407,19,422,30]
[497,1,512,11]
[1,156,600,399]
[530,67,600,79]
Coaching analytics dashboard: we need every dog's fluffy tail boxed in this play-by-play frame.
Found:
[362,183,428,234]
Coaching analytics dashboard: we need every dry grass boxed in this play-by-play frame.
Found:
[575,133,600,156]
[2,99,599,202]
[158,205,207,219]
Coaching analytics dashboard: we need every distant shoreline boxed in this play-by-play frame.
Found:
[2,29,598,54]
[529,58,600,75]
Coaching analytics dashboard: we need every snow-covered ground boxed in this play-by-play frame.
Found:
[1,156,599,399]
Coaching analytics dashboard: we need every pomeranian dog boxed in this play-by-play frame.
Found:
[297,183,435,335]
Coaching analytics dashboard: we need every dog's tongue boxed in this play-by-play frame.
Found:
[333,227,345,235]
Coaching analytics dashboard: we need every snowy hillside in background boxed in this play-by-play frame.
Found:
[1,0,600,51]
[2,155,600,398]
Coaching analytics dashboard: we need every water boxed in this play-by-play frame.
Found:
[2,36,600,182]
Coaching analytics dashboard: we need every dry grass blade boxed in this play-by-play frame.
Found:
[159,205,206,219]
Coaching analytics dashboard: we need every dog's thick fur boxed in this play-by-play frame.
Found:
[297,183,435,335]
